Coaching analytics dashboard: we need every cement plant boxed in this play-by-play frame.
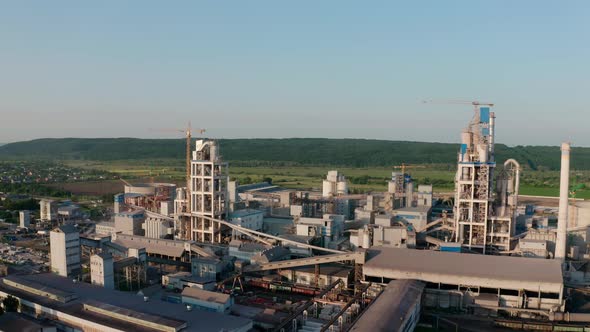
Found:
[0,104,589,332]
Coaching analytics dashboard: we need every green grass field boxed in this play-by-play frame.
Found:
[61,159,590,198]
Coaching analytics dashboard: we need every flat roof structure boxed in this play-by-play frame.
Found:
[0,273,252,332]
[112,234,185,258]
[182,287,230,304]
[0,312,56,332]
[393,206,432,213]
[350,280,425,332]
[363,247,563,294]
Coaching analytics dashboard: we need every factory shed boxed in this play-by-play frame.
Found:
[349,280,424,332]
[0,273,252,332]
[363,247,563,295]
[182,287,233,313]
[112,234,185,258]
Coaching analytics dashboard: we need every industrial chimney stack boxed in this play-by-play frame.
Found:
[555,142,571,261]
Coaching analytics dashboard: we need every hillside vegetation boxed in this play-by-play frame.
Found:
[1,138,590,170]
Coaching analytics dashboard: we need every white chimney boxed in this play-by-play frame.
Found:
[555,142,571,261]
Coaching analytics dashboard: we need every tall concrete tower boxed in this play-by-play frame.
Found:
[555,142,571,261]
[454,106,496,253]
[50,225,81,278]
[189,140,229,243]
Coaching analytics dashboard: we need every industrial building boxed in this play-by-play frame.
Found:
[229,208,264,231]
[19,209,31,228]
[57,204,82,223]
[29,106,590,331]
[181,287,234,313]
[40,199,58,221]
[452,106,521,253]
[174,139,230,243]
[143,215,174,239]
[117,182,177,215]
[278,264,352,288]
[363,247,564,313]
[114,209,146,236]
[295,214,345,248]
[90,252,114,289]
[162,271,216,291]
[322,170,349,198]
[49,225,81,278]
[0,273,253,332]
[349,280,425,332]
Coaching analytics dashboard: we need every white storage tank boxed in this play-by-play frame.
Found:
[323,180,335,197]
[337,181,348,195]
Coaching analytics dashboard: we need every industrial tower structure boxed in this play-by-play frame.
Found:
[453,105,505,253]
[189,139,229,243]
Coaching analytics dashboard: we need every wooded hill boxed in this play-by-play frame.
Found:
[1,138,589,170]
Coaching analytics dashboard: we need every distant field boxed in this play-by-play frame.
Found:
[58,159,590,199]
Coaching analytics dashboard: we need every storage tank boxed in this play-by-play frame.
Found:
[461,131,472,146]
[337,181,348,195]
[388,181,397,194]
[210,141,218,161]
[477,144,488,163]
[323,180,335,197]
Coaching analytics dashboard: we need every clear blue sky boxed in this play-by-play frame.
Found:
[0,1,588,146]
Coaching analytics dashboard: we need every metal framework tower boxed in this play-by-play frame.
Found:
[454,106,496,253]
[190,140,229,243]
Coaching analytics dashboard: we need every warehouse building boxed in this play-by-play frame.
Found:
[181,287,234,313]
[363,247,564,313]
[0,273,252,332]
[350,280,425,332]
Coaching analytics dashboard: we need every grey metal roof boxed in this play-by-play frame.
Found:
[182,287,230,304]
[0,312,54,332]
[0,273,251,332]
[112,234,185,258]
[363,247,563,293]
[350,280,425,332]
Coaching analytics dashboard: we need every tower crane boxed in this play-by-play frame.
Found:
[392,163,426,175]
[422,99,494,107]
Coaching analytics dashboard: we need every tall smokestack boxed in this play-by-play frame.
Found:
[555,142,571,261]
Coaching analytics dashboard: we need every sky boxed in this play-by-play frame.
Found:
[0,1,589,146]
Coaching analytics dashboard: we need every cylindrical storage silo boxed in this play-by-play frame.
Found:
[323,180,334,197]
[478,144,488,163]
[461,131,472,146]
[337,181,348,195]
[210,142,217,161]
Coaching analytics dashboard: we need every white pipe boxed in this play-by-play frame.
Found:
[504,158,521,210]
[489,112,496,158]
[555,142,571,261]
